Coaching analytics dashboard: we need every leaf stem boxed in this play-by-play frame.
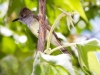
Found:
[46,13,66,52]
[49,43,76,54]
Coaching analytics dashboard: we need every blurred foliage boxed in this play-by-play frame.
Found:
[0,0,100,75]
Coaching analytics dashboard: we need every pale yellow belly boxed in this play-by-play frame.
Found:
[29,20,39,37]
[29,21,60,47]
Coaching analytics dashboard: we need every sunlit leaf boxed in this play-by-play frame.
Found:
[25,0,37,10]
[32,52,75,75]
[76,39,100,75]
[0,0,7,4]
[64,0,88,22]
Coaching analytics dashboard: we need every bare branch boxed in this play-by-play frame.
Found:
[37,0,46,52]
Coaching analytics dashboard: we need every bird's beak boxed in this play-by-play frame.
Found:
[12,18,19,22]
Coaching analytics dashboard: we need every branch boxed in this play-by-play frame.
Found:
[37,0,46,52]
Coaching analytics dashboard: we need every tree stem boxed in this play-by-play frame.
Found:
[37,0,46,52]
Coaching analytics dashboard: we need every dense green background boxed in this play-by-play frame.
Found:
[0,0,100,75]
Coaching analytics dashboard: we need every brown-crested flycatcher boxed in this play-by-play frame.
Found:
[12,7,69,53]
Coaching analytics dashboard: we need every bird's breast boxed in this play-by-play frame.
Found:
[29,19,39,37]
[28,19,60,47]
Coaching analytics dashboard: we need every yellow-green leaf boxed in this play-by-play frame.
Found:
[64,0,88,22]
[76,39,100,75]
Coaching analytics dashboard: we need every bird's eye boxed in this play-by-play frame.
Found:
[21,14,26,18]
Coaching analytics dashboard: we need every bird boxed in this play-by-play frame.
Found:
[12,7,69,54]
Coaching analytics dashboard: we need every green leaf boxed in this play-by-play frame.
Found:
[32,52,75,75]
[25,0,37,9]
[76,39,100,75]
[64,0,88,22]
[7,0,25,17]
[0,0,7,4]
[0,55,18,75]
[1,37,16,54]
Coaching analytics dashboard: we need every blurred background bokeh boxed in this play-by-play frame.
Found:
[0,0,100,75]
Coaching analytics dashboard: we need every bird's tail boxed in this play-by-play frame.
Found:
[50,32,70,54]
